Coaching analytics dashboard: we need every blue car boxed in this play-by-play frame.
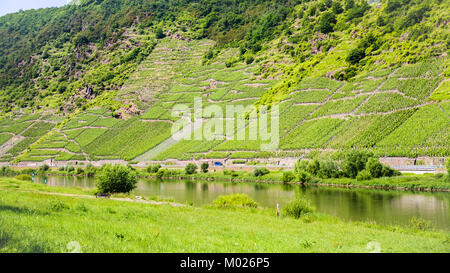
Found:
[214,162,223,167]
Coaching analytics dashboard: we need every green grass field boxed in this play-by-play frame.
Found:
[0,178,448,253]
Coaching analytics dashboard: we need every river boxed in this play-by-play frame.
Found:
[33,175,450,230]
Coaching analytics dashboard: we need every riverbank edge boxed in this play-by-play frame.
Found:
[41,172,450,192]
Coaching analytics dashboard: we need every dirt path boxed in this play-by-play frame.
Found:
[26,189,186,207]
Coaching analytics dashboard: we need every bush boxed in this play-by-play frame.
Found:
[318,11,336,34]
[294,159,309,174]
[14,174,32,181]
[253,167,270,177]
[201,162,209,173]
[282,171,295,183]
[66,165,75,173]
[306,159,321,176]
[318,160,340,178]
[76,167,84,175]
[214,194,258,208]
[356,170,372,181]
[58,166,66,172]
[409,217,432,231]
[341,151,373,178]
[96,164,137,194]
[381,165,401,177]
[38,164,50,172]
[156,168,166,179]
[0,166,15,176]
[282,199,315,219]
[85,164,96,177]
[297,171,312,183]
[366,158,383,178]
[147,164,161,174]
[185,163,198,175]
[155,28,165,39]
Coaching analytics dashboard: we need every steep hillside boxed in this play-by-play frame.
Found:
[0,0,448,164]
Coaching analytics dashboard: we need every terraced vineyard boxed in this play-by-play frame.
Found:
[0,38,448,164]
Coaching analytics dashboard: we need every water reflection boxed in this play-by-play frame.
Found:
[33,176,450,230]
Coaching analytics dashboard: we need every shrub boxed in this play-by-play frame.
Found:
[201,162,209,173]
[76,167,84,175]
[318,160,340,178]
[48,200,68,211]
[341,151,373,178]
[96,164,137,194]
[185,163,198,175]
[356,170,372,181]
[156,168,166,179]
[85,164,96,177]
[409,217,432,231]
[0,166,15,176]
[381,165,400,177]
[282,171,295,183]
[146,164,161,174]
[58,166,66,172]
[66,165,75,173]
[253,167,270,177]
[366,158,383,178]
[214,194,258,208]
[297,171,312,183]
[306,159,321,176]
[294,159,309,174]
[14,174,32,181]
[318,11,336,34]
[38,164,50,172]
[282,199,315,219]
[155,28,165,39]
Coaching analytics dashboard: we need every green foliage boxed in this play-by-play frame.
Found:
[185,163,198,175]
[96,164,137,194]
[356,169,372,181]
[38,164,50,172]
[318,11,336,34]
[253,167,270,177]
[297,171,312,183]
[366,158,383,178]
[282,199,315,219]
[213,194,258,208]
[146,164,161,174]
[200,162,209,173]
[14,174,32,181]
[341,151,373,178]
[282,171,295,183]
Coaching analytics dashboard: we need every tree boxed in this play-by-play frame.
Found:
[254,167,270,177]
[96,164,137,194]
[185,163,198,175]
[341,151,373,178]
[201,162,209,173]
[346,48,366,65]
[318,11,336,34]
[332,1,344,14]
[366,158,383,178]
[155,28,165,39]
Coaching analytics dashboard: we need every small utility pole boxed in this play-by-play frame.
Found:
[276,203,279,217]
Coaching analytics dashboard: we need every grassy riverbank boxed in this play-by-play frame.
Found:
[0,178,449,253]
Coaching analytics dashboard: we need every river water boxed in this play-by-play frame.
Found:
[33,175,450,230]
